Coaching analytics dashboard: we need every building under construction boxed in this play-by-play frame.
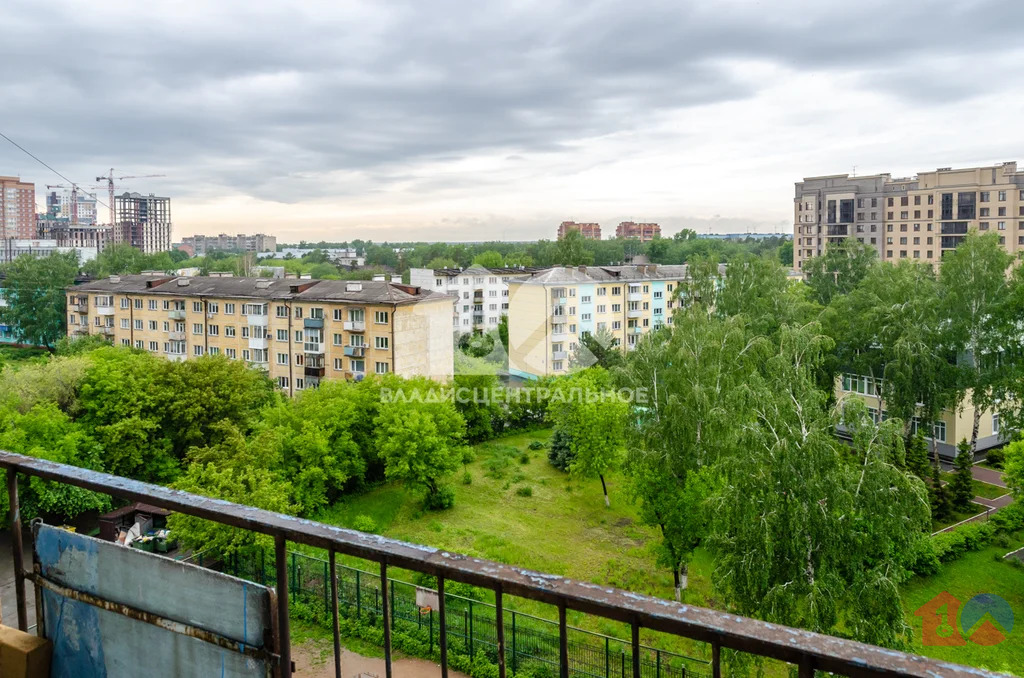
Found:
[113,192,171,253]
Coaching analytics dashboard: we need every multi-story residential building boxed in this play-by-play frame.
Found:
[508,264,706,378]
[410,265,544,334]
[66,274,455,392]
[615,221,661,241]
[0,176,36,238]
[557,221,601,240]
[180,233,277,255]
[835,373,1004,459]
[0,238,99,264]
[113,192,172,253]
[37,214,110,251]
[46,188,99,225]
[794,161,1024,270]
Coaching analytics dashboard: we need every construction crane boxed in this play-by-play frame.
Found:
[96,169,166,226]
[45,184,80,224]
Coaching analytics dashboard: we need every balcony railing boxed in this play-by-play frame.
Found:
[0,452,999,678]
[344,320,366,332]
[168,309,186,320]
[826,225,849,237]
[343,345,366,357]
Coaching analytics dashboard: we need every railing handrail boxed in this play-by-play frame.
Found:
[0,450,999,678]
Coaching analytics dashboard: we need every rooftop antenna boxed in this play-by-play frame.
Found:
[851,165,858,177]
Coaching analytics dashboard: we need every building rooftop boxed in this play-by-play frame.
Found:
[430,265,549,277]
[509,264,725,285]
[70,274,452,306]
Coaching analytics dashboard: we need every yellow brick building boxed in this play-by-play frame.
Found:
[507,265,696,378]
[67,274,455,393]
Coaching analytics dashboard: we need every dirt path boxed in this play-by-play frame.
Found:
[294,639,470,678]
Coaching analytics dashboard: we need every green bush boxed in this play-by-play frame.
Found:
[908,538,940,576]
[528,441,546,451]
[351,514,377,533]
[547,428,575,472]
[519,452,530,465]
[424,484,456,511]
[985,446,1005,468]
[515,485,533,497]
[511,472,526,483]
[462,471,472,485]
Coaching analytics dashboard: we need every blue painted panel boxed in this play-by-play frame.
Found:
[35,525,272,678]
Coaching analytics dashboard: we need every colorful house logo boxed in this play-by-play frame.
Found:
[914,591,1014,646]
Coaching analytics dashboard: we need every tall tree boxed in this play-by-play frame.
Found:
[950,439,975,511]
[569,327,624,370]
[802,238,877,306]
[0,252,79,351]
[554,229,595,266]
[710,324,929,648]
[472,250,504,268]
[940,232,1013,452]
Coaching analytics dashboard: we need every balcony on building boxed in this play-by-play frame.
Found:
[305,355,326,378]
[344,320,366,332]
[473,314,485,326]
[303,317,324,329]
[71,301,89,313]
[303,341,324,355]
[826,225,848,237]
[96,305,115,316]
[0,451,992,678]
[246,311,268,325]
[248,336,270,350]
[629,325,643,334]
[627,309,642,319]
[168,309,186,320]
[550,325,568,342]
[99,325,115,336]
[552,350,568,361]
[343,345,366,357]
[168,330,186,341]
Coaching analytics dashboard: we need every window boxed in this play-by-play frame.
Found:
[612,321,621,330]
[333,309,344,321]
[133,299,142,309]
[333,333,343,345]
[374,361,389,375]
[149,341,159,352]
[611,304,621,312]
[134,319,143,330]
[351,359,365,372]
[277,377,289,389]
[121,339,131,347]
[581,313,592,321]
[597,304,606,313]
[120,318,129,329]
[208,325,219,336]
[653,291,663,299]
[999,190,1007,201]
[193,301,203,312]
[225,326,235,337]
[120,298,129,309]
[277,329,288,341]
[333,358,343,370]
[993,414,1000,436]
[980,191,990,202]
[276,305,288,317]
[293,306,303,319]
[226,348,236,359]
[295,354,304,366]
[207,302,218,314]
[194,345,204,356]
[148,320,158,330]
[597,287,607,296]
[611,286,621,295]
[148,299,157,310]
[295,330,303,342]
[374,311,389,324]
[552,361,564,371]
[999,207,1007,216]
[242,326,250,338]
[209,347,220,356]
[225,303,235,314]
[374,336,389,350]
[243,349,251,361]
[999,221,1007,230]
[277,353,288,365]
[581,295,591,303]
[192,323,203,334]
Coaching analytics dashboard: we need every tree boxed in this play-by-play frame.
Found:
[905,432,930,480]
[569,327,624,370]
[710,324,929,649]
[374,378,467,508]
[1004,437,1024,499]
[940,232,1013,452]
[930,458,952,522]
[497,315,509,355]
[778,240,793,267]
[554,230,594,266]
[622,309,768,594]
[547,370,628,507]
[803,238,877,306]
[472,250,504,268]
[673,228,698,242]
[426,257,458,270]
[451,373,501,443]
[504,251,534,267]
[0,252,79,351]
[950,439,975,511]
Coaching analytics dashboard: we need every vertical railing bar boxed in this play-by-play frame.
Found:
[631,620,640,678]
[6,471,27,631]
[438,575,449,678]
[380,560,393,678]
[329,549,342,678]
[798,655,815,678]
[711,641,721,678]
[495,585,506,678]
[559,602,569,678]
[275,534,292,677]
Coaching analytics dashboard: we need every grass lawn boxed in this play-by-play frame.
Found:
[940,472,1009,500]
[300,429,1016,675]
[931,505,985,533]
[901,535,1024,674]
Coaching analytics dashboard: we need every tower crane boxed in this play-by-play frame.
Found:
[45,184,80,224]
[96,169,166,226]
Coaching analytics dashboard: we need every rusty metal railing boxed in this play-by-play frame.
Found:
[0,451,1003,678]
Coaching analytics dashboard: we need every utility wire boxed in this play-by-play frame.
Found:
[0,129,110,210]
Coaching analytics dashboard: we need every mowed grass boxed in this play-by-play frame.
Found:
[940,472,1008,500]
[307,430,1020,674]
[901,535,1024,674]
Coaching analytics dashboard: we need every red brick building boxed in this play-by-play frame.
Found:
[615,221,661,241]
[0,176,36,238]
[557,221,602,240]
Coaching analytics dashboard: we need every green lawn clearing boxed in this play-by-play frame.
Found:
[940,472,1009,500]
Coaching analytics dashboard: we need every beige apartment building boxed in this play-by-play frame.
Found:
[557,221,602,240]
[508,264,706,378]
[615,221,661,241]
[67,274,455,393]
[794,161,1024,270]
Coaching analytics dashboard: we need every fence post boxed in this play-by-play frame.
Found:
[657,649,661,678]
[375,587,380,616]
[621,649,625,678]
[511,611,517,674]
[357,570,362,618]
[391,580,396,630]
[469,600,474,657]
[323,560,329,614]
[291,551,297,591]
[429,609,434,655]
[605,637,610,678]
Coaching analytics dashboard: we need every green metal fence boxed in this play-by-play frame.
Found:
[220,547,709,678]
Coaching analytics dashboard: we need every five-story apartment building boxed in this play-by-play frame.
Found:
[410,265,544,334]
[67,274,454,392]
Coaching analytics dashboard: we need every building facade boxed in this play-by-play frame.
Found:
[835,373,1005,458]
[46,188,99,225]
[0,176,36,239]
[67,274,455,393]
[113,192,172,253]
[557,221,602,240]
[794,162,1024,270]
[181,233,277,255]
[615,221,661,241]
[0,238,98,265]
[507,264,698,378]
[37,215,110,251]
[410,265,543,334]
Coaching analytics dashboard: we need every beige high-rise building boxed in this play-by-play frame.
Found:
[794,161,1024,270]
[67,274,455,393]
[0,176,36,238]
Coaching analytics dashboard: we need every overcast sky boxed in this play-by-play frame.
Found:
[3,0,1024,242]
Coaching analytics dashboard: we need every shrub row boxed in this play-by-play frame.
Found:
[909,501,1024,576]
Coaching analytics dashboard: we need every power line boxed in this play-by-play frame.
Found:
[0,129,110,210]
